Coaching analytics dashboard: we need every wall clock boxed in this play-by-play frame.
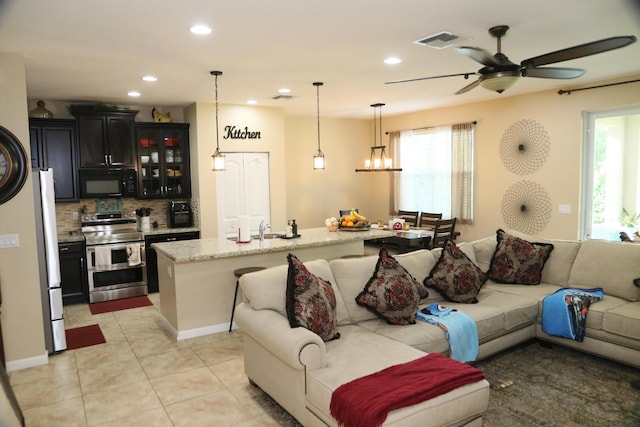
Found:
[0,126,29,205]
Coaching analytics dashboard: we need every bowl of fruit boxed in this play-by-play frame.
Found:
[339,210,371,230]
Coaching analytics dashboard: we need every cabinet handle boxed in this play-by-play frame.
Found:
[167,237,177,241]
[80,258,84,268]
[104,154,109,165]
[59,247,69,252]
[108,154,113,165]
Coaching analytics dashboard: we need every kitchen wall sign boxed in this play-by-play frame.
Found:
[223,125,261,140]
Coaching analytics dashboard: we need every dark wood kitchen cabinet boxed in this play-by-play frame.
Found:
[71,108,138,168]
[29,119,79,202]
[136,122,191,199]
[145,231,199,293]
[58,241,89,305]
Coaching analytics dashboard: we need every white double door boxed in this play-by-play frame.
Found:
[216,152,271,238]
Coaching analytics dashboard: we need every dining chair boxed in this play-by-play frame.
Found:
[397,210,419,227]
[428,217,457,249]
[418,212,443,228]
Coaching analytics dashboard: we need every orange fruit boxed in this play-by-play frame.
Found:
[347,221,354,226]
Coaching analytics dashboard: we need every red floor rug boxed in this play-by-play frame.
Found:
[65,324,106,350]
[89,296,153,315]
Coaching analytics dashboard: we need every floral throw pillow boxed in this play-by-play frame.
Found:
[355,248,425,325]
[487,229,554,285]
[424,240,487,303]
[286,253,340,341]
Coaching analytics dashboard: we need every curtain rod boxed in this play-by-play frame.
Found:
[385,120,477,135]
[558,78,640,95]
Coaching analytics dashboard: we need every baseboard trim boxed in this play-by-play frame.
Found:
[157,314,229,341]
[5,351,48,372]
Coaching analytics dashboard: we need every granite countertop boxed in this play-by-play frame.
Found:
[58,231,85,243]
[152,227,394,263]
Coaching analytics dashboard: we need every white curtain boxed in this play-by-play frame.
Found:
[391,122,474,223]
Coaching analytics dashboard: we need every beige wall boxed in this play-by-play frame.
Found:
[0,53,47,369]
[285,74,640,243]
[188,102,288,238]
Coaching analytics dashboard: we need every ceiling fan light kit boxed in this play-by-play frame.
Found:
[386,25,636,95]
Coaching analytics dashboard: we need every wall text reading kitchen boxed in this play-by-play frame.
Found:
[223,125,261,139]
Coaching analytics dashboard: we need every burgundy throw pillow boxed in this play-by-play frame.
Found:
[487,229,554,285]
[286,253,340,341]
[355,248,425,325]
[425,240,487,303]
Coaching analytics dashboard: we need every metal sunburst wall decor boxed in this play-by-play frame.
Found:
[501,180,552,234]
[499,119,550,175]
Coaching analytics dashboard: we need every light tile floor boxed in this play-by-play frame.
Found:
[9,293,301,426]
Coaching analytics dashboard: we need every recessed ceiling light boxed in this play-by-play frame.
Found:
[190,24,212,35]
[141,75,157,82]
[247,100,258,105]
[384,57,402,65]
[128,91,141,97]
[278,88,291,93]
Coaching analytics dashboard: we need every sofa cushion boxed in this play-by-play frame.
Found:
[488,229,554,285]
[602,301,640,340]
[506,230,581,287]
[569,239,640,301]
[467,236,498,271]
[355,248,423,325]
[306,325,489,427]
[286,254,340,341]
[241,258,351,326]
[425,241,487,304]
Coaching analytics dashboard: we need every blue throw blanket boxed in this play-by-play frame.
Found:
[542,287,604,342]
[416,303,479,362]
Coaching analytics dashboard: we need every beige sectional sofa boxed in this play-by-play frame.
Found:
[235,232,640,426]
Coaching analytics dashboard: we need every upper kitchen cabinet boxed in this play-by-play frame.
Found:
[70,107,138,168]
[136,122,191,199]
[29,118,79,202]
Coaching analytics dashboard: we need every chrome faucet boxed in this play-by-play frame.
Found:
[259,220,266,241]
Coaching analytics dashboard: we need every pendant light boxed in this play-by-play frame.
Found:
[210,70,225,171]
[355,103,402,172]
[312,81,325,170]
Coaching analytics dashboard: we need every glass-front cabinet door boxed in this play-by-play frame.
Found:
[136,123,191,199]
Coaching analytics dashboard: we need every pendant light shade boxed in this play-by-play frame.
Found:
[355,103,402,172]
[313,82,325,170]
[210,70,226,171]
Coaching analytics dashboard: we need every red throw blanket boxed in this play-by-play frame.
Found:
[329,353,485,427]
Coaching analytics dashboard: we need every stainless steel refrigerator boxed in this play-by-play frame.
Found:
[33,168,66,353]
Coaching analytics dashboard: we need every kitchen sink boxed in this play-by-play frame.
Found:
[253,233,283,239]
[227,233,283,241]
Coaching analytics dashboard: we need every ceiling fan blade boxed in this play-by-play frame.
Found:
[524,67,585,79]
[521,35,637,67]
[385,72,477,85]
[457,46,500,66]
[455,79,481,95]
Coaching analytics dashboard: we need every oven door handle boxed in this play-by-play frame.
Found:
[86,242,144,252]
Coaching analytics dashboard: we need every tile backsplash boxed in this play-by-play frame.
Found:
[56,198,198,233]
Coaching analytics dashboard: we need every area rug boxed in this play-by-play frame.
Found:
[65,324,106,350]
[89,296,153,315]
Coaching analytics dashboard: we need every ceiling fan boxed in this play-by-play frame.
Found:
[385,25,637,94]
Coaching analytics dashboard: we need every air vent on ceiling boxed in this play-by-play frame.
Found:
[414,31,461,49]
[272,94,295,100]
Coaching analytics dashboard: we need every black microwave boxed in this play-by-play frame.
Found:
[79,169,137,198]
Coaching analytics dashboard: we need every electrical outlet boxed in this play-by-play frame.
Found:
[72,211,79,220]
[558,204,572,214]
[0,234,19,248]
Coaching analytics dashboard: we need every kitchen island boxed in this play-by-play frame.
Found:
[152,227,394,340]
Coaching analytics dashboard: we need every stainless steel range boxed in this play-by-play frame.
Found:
[81,212,147,303]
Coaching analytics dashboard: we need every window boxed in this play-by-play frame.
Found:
[581,107,640,241]
[392,122,474,223]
